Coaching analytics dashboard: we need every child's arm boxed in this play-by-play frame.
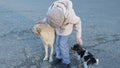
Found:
[74,17,83,45]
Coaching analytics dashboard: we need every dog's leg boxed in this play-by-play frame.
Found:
[90,65,93,68]
[43,45,49,61]
[88,65,90,68]
[77,54,80,60]
[49,45,54,62]
[83,62,88,68]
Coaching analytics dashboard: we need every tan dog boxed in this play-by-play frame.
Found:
[32,24,55,62]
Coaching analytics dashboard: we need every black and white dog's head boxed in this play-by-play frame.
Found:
[71,44,99,68]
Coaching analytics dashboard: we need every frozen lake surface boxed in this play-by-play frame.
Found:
[0,0,120,68]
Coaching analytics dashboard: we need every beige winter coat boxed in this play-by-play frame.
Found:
[44,0,82,38]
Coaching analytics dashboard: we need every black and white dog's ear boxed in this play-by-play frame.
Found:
[74,44,82,49]
[74,43,82,47]
[74,43,80,46]
[71,44,79,50]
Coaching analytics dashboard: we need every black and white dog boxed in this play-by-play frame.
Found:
[71,44,99,68]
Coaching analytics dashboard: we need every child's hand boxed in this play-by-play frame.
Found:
[76,38,83,45]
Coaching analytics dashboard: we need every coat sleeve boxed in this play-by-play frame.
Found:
[74,17,82,38]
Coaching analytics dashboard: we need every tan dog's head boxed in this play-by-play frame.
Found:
[32,24,41,36]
